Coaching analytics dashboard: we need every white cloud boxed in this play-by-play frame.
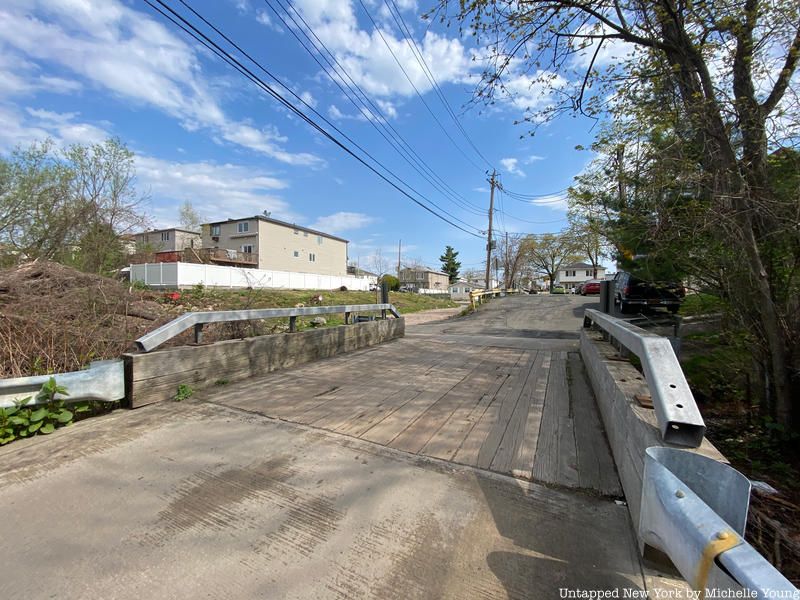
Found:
[309,211,377,234]
[0,0,320,166]
[530,193,569,212]
[292,0,471,99]
[0,105,295,228]
[255,8,272,26]
[137,156,294,227]
[500,157,525,177]
[525,155,545,163]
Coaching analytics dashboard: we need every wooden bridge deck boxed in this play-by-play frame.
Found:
[200,335,621,496]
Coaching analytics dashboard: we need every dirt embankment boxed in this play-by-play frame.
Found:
[0,261,176,378]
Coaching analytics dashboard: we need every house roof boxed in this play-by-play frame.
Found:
[135,227,201,236]
[400,267,449,277]
[561,262,600,270]
[206,215,349,243]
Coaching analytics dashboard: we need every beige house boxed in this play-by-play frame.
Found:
[201,215,348,276]
[134,228,202,253]
[398,268,450,291]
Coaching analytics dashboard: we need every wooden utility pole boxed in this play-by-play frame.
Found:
[485,170,496,290]
[397,239,402,277]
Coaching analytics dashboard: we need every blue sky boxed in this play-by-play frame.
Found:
[0,0,610,276]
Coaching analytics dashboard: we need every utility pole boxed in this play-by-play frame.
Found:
[505,231,509,289]
[397,239,402,277]
[485,170,496,290]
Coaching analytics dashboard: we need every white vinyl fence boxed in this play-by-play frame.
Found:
[131,262,376,291]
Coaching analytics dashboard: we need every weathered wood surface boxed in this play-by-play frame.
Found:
[201,334,622,496]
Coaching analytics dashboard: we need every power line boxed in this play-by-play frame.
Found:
[265,0,486,220]
[382,0,494,171]
[144,0,483,238]
[356,0,488,175]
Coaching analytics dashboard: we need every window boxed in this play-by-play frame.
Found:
[294,229,299,235]
[317,236,323,245]
[293,250,299,257]
[161,231,170,241]
[586,270,591,276]
[240,244,253,254]
[210,224,220,236]
[303,231,308,237]
[237,222,249,233]
[309,253,316,262]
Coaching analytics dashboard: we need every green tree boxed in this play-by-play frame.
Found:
[0,138,149,273]
[439,245,461,283]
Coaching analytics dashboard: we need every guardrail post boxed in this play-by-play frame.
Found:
[344,311,350,324]
[194,323,204,344]
[289,316,297,333]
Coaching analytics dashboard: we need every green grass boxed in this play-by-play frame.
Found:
[171,287,457,316]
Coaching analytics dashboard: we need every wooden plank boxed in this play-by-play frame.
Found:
[567,353,622,496]
[421,348,522,461]
[510,353,551,479]
[532,351,580,487]
[389,348,510,454]
[488,352,543,473]
[474,351,536,470]
[359,351,473,446]
[337,386,426,437]
[452,359,520,468]
[337,346,473,438]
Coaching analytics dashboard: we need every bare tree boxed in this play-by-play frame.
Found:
[498,234,531,289]
[367,248,391,279]
[178,200,203,232]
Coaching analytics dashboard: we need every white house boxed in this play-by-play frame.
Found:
[448,277,500,300]
[554,262,606,292]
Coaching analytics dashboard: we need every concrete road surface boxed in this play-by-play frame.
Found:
[0,295,650,600]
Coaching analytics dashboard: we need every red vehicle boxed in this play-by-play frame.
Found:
[580,280,601,295]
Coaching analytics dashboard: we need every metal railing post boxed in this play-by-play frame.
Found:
[289,316,297,333]
[194,323,204,344]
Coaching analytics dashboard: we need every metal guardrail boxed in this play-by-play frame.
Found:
[583,308,705,447]
[641,447,797,598]
[0,360,125,408]
[468,288,520,308]
[135,303,401,352]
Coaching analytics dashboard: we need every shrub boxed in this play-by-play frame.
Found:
[380,275,399,291]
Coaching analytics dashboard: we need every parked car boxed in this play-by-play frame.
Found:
[580,280,601,295]
[613,271,685,314]
[551,285,566,294]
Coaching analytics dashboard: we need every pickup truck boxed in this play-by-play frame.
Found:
[613,271,685,314]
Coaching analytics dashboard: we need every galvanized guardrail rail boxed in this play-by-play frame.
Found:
[641,447,797,598]
[583,308,705,447]
[135,303,401,353]
[0,360,125,408]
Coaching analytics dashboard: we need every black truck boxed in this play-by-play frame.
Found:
[612,271,685,314]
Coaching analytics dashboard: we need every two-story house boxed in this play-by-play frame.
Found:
[554,262,606,291]
[134,228,202,253]
[398,268,450,291]
[201,215,348,276]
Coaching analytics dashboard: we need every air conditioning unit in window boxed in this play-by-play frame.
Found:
[211,236,219,241]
